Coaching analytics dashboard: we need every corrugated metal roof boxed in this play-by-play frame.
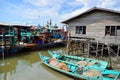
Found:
[0,22,32,28]
[62,7,120,23]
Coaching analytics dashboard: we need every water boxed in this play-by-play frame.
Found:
[0,47,74,80]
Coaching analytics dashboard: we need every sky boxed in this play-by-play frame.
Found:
[0,0,120,27]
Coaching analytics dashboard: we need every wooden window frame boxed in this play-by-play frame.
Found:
[75,26,86,34]
[105,26,120,36]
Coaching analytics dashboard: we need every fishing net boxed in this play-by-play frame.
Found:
[76,61,88,66]
[88,62,96,66]
[76,67,87,75]
[84,70,102,77]
[56,62,70,71]
[49,58,59,66]
[49,58,70,71]
[76,61,96,66]
[49,58,58,62]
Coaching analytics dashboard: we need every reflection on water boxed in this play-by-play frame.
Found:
[0,47,73,80]
[0,60,73,80]
[14,60,60,80]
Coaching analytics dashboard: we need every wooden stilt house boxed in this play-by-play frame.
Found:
[62,7,120,56]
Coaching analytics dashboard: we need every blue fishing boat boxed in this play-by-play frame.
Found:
[48,50,108,71]
[39,53,120,80]
[0,46,24,56]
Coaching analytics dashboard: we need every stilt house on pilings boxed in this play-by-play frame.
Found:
[62,7,120,57]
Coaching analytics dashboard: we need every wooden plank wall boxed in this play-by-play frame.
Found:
[68,11,120,45]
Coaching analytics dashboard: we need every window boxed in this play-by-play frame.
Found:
[117,26,120,30]
[117,26,120,36]
[111,26,115,36]
[105,26,120,36]
[105,26,110,35]
[76,26,86,34]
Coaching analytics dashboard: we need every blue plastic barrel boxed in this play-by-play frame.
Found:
[37,40,42,45]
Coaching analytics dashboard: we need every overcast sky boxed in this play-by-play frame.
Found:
[0,0,120,26]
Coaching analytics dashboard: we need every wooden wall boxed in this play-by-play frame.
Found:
[67,10,120,45]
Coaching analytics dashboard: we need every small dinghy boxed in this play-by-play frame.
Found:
[39,53,120,80]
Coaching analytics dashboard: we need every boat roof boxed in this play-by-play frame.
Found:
[0,22,32,28]
[62,7,120,24]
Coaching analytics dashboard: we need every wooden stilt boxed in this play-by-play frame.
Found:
[117,46,119,56]
[88,42,90,58]
[108,45,112,69]
[76,40,78,55]
[78,42,81,54]
[96,41,99,56]
[83,43,85,54]
[76,41,78,55]
[67,33,70,55]
[75,40,77,54]
[101,44,104,58]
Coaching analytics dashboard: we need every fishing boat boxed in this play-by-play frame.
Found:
[39,53,120,80]
[48,50,108,71]
[23,43,39,50]
[0,33,24,56]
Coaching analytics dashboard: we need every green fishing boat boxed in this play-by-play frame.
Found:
[48,50,108,71]
[39,53,120,80]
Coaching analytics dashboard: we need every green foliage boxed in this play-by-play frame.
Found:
[52,25,58,28]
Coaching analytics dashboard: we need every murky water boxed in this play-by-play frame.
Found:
[0,47,74,80]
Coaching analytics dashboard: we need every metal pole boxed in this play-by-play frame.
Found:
[2,28,5,63]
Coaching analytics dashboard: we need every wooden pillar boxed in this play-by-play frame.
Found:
[67,33,70,55]
[96,41,99,56]
[108,45,112,69]
[78,42,81,53]
[75,40,77,55]
[117,46,120,56]
[87,42,90,58]
[101,44,104,58]
[77,41,79,55]
[82,43,85,53]
[76,41,78,55]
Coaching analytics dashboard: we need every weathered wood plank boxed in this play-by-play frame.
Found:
[68,11,120,45]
